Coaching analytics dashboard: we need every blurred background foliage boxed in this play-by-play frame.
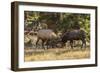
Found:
[24,11,90,42]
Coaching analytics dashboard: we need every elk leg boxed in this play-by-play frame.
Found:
[84,40,86,48]
[70,40,73,49]
[36,38,40,48]
[81,39,86,48]
[81,40,83,48]
[46,40,49,49]
[83,39,86,48]
[42,40,45,49]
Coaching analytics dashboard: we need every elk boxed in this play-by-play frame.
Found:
[36,29,58,49]
[61,29,86,48]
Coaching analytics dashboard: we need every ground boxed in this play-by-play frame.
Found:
[24,46,90,62]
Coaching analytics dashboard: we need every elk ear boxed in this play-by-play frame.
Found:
[57,38,62,42]
[34,32,37,35]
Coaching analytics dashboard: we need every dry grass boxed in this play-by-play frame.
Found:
[24,34,90,61]
[24,47,90,62]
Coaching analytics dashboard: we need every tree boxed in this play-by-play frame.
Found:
[24,11,90,42]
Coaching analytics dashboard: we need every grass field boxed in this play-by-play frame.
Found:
[24,46,90,62]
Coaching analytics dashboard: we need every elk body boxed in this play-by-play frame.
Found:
[61,29,86,48]
[36,29,57,49]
